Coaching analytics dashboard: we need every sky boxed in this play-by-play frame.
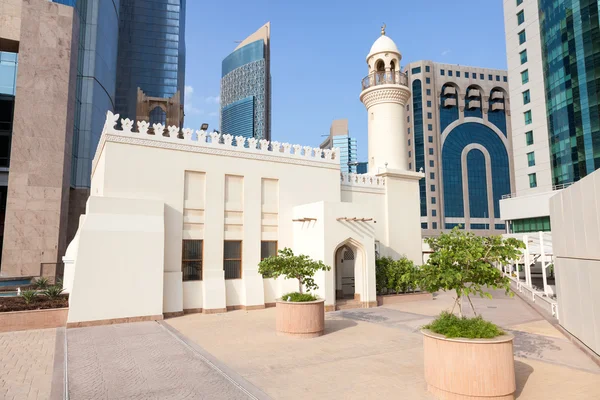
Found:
[184,0,508,162]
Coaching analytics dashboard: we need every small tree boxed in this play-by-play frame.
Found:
[420,227,524,317]
[258,248,331,294]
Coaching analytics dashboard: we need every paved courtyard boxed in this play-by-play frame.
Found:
[2,290,599,399]
[0,328,61,400]
[66,321,267,399]
[168,290,600,400]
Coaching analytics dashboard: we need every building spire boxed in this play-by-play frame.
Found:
[381,23,386,36]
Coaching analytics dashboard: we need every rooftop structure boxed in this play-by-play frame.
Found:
[62,29,424,325]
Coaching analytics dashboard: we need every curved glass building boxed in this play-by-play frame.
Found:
[405,61,513,234]
[220,23,271,140]
[71,0,120,189]
[114,0,186,123]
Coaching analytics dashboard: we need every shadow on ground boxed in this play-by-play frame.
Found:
[324,319,357,334]
[514,360,534,398]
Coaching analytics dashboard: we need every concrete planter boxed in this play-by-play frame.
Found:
[0,308,68,332]
[376,291,432,306]
[276,299,325,338]
[422,329,516,400]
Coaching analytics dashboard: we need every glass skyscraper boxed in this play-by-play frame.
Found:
[115,0,186,124]
[220,23,271,140]
[71,0,120,188]
[333,135,358,173]
[319,119,358,173]
[539,0,600,185]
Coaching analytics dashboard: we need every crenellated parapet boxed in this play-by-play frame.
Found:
[340,172,386,188]
[93,111,340,174]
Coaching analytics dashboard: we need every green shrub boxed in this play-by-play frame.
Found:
[33,277,49,290]
[423,311,504,339]
[21,290,37,304]
[42,285,65,300]
[280,292,318,302]
[376,256,421,294]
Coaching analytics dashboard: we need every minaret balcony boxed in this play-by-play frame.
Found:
[361,71,408,90]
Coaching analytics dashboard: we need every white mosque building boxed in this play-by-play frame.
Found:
[63,29,425,326]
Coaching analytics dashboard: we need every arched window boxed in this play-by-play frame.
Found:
[376,59,385,72]
[149,106,166,126]
[390,60,396,72]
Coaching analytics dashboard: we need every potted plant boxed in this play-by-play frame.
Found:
[419,227,524,400]
[258,248,331,338]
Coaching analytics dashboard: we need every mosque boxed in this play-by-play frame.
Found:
[63,29,424,326]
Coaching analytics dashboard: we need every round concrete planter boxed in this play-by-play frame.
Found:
[276,299,325,338]
[422,329,516,400]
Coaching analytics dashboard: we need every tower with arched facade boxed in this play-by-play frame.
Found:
[404,61,514,234]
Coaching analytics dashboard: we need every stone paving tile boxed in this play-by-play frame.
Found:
[0,328,57,400]
[167,290,600,400]
[67,321,256,400]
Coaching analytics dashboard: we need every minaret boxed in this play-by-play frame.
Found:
[359,26,424,265]
[360,25,411,173]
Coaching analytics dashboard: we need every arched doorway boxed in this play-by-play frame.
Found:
[335,245,355,300]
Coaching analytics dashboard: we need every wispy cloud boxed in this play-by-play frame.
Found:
[184,86,219,116]
[204,95,220,104]
[441,49,452,56]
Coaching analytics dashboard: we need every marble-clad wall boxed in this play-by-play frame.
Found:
[1,0,79,276]
[0,0,21,50]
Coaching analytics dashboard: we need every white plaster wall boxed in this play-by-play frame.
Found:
[96,139,340,311]
[163,272,183,313]
[367,100,408,171]
[381,170,424,264]
[183,281,203,310]
[67,196,164,324]
[550,169,600,355]
[292,201,378,306]
[262,279,277,303]
[90,149,106,197]
[225,280,245,307]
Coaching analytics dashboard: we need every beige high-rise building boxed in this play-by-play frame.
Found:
[0,0,79,277]
[404,61,514,236]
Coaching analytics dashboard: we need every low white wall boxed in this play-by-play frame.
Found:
[225,279,245,307]
[67,197,164,324]
[263,279,278,303]
[550,169,600,355]
[183,281,203,310]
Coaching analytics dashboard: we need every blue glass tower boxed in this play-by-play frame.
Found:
[71,0,120,188]
[220,23,271,140]
[539,0,600,185]
[114,0,186,123]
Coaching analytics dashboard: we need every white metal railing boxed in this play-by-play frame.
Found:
[501,182,575,199]
[499,231,559,319]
